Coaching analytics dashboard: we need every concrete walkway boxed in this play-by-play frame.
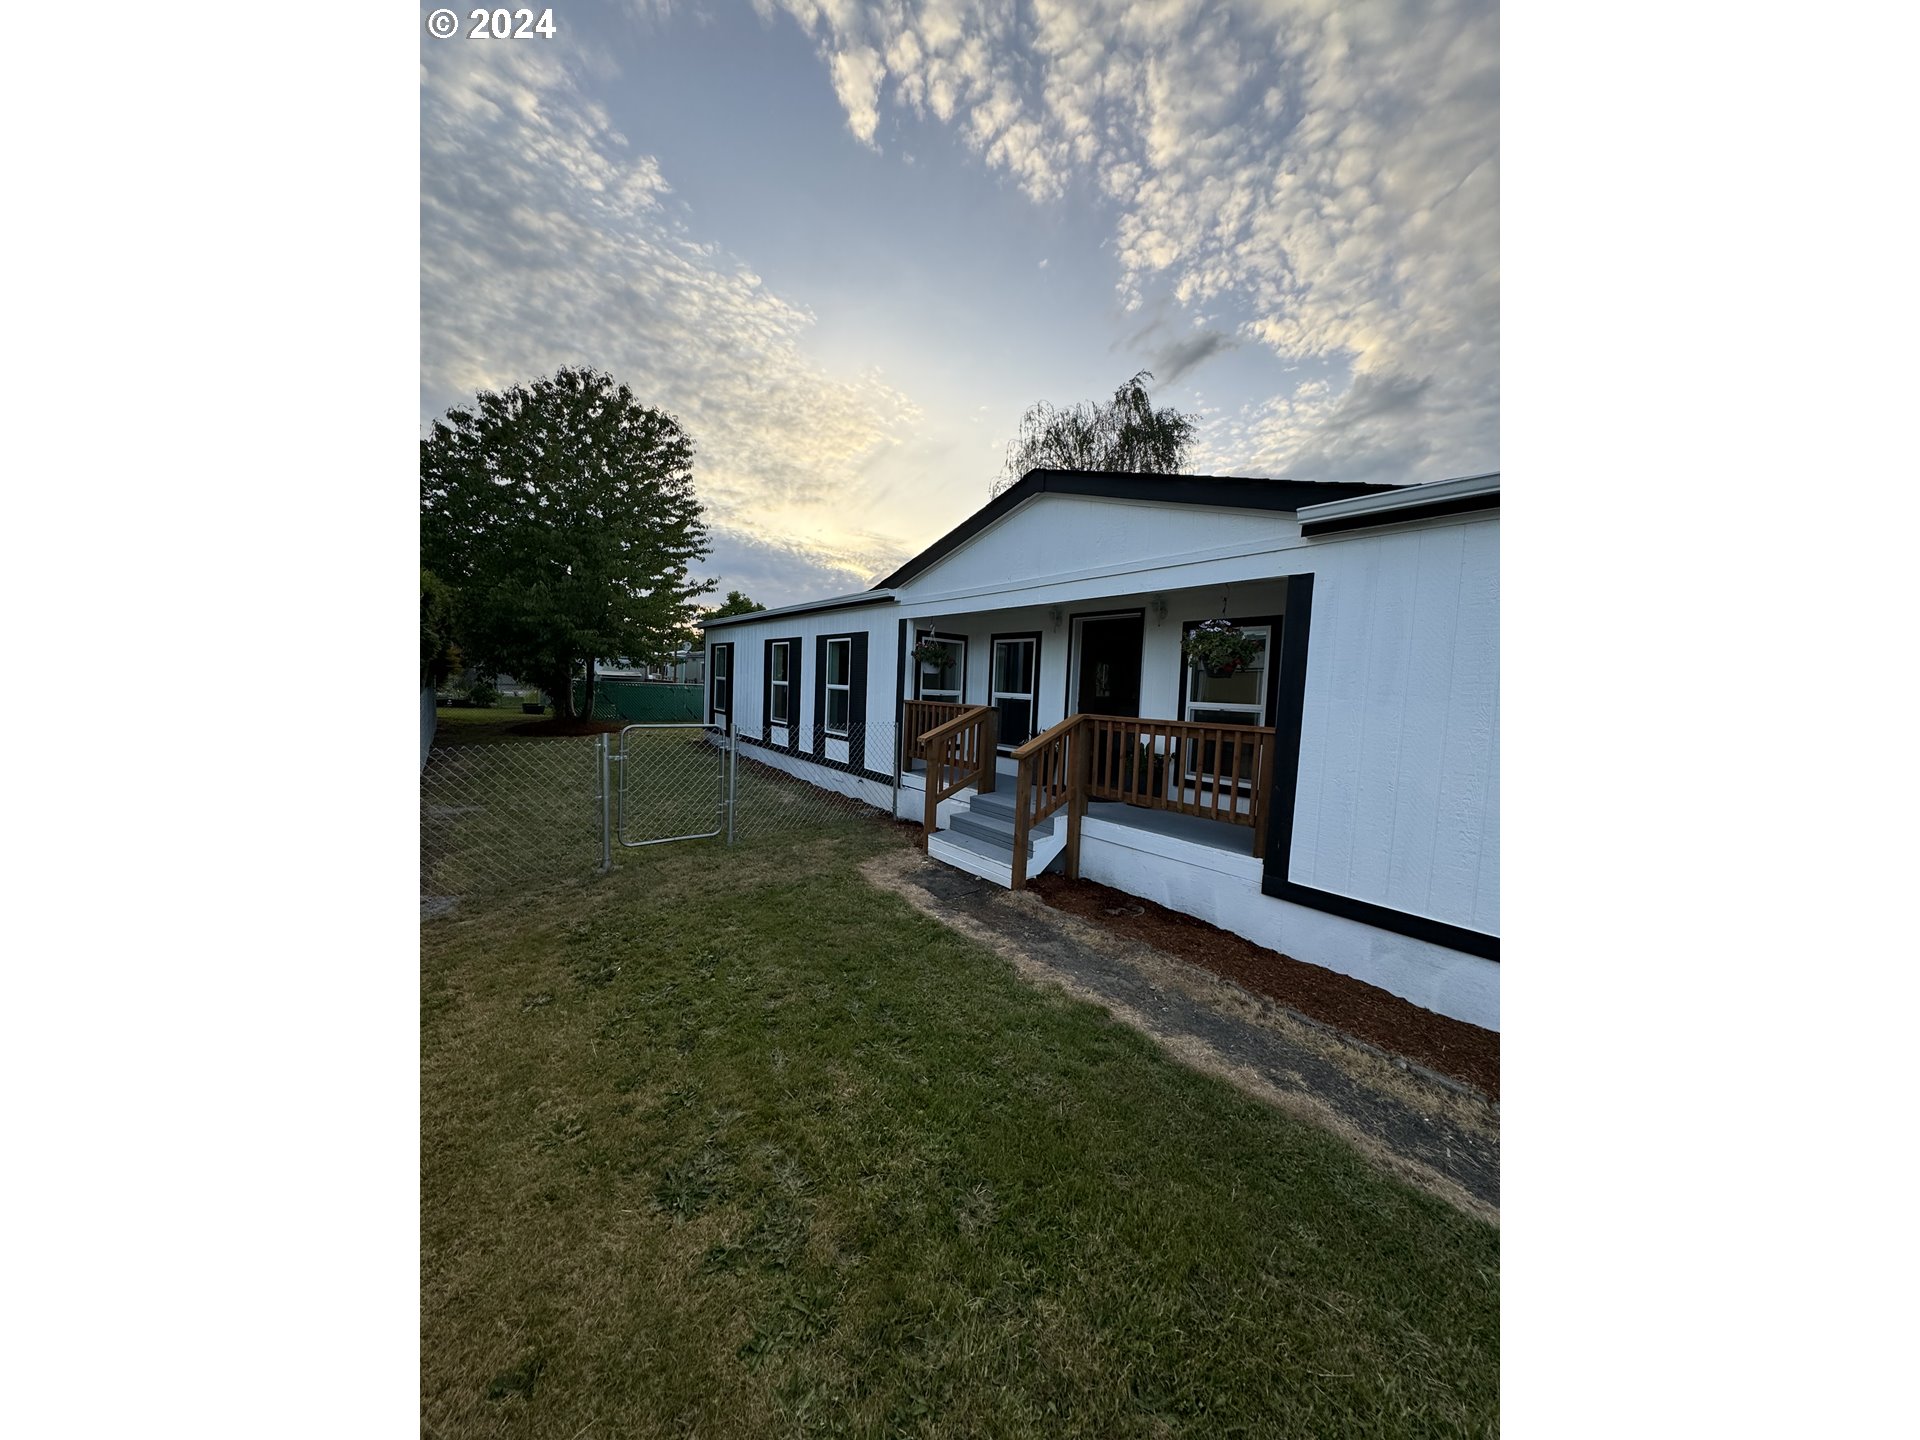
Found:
[862,847,1499,1223]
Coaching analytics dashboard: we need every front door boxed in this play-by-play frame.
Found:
[1075,614,1144,717]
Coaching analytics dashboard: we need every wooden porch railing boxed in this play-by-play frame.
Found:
[919,705,998,835]
[1000,713,1277,890]
[1082,715,1276,857]
[901,698,971,770]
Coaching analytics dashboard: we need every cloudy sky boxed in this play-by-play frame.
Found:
[421,0,1497,606]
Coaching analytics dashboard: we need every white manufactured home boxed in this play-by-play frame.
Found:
[701,469,1500,1031]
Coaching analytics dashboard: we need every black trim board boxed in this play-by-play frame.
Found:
[874,469,1403,589]
[707,642,734,731]
[893,618,908,779]
[762,636,801,751]
[813,631,868,771]
[1260,572,1500,962]
[1300,490,1498,538]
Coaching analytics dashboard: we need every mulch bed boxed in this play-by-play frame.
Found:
[507,718,623,737]
[1026,874,1499,1101]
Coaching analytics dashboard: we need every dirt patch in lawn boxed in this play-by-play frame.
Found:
[1027,873,1499,1101]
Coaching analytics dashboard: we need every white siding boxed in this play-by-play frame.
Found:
[708,606,900,766]
[905,494,1300,606]
[1289,517,1499,935]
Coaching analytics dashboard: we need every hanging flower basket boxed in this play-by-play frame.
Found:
[911,638,954,670]
[1183,619,1260,678]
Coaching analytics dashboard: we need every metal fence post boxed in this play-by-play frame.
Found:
[598,732,613,874]
[726,730,738,845]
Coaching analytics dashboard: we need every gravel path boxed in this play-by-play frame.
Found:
[863,848,1499,1222]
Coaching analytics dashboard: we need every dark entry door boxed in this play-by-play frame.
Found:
[1076,615,1144,717]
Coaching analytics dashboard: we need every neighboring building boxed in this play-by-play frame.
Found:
[701,469,1500,1031]
[599,647,705,686]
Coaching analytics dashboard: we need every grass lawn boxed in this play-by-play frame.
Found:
[422,807,1498,1437]
[431,706,566,746]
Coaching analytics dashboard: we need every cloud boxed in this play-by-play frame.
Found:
[420,39,921,602]
[700,523,894,604]
[1152,328,1239,384]
[757,0,1498,484]
[828,45,887,147]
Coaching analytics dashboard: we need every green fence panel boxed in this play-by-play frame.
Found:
[572,680,706,723]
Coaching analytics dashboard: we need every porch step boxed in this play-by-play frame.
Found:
[965,790,1055,833]
[925,791,1070,890]
[950,807,1053,852]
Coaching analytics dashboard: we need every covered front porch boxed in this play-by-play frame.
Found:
[898,702,1272,892]
[891,575,1284,888]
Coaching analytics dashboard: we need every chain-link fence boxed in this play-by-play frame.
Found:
[422,721,919,917]
[614,725,729,845]
[420,736,602,915]
[726,722,904,842]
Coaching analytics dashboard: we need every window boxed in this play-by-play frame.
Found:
[1184,622,1273,787]
[769,641,791,725]
[710,644,730,723]
[990,635,1038,748]
[916,631,965,703]
[825,637,851,736]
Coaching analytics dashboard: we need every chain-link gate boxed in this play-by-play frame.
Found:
[424,722,909,917]
[609,723,734,853]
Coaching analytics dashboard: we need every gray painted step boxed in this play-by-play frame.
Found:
[933,827,1018,868]
[950,809,1047,855]
[966,790,1056,834]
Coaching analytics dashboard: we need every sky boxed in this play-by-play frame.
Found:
[420,0,1498,608]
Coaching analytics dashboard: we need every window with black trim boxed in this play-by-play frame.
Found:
[1185,623,1272,726]
[710,644,731,723]
[769,641,791,725]
[915,630,965,703]
[1180,618,1277,789]
[825,637,851,736]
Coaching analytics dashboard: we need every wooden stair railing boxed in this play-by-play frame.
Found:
[1006,714,1089,890]
[918,705,998,835]
[901,699,970,773]
[999,713,1278,889]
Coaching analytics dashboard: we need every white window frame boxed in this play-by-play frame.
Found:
[825,637,852,738]
[915,630,966,704]
[711,644,730,722]
[769,641,791,726]
[989,636,1038,749]
[1182,622,1273,789]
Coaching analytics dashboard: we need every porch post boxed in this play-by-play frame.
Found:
[1065,720,1090,880]
[978,707,999,793]
[1010,751,1031,892]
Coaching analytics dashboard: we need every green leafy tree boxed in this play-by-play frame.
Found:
[710,589,765,618]
[421,368,714,721]
[992,370,1197,496]
[420,568,457,686]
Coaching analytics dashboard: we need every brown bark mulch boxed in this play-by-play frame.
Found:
[1025,874,1499,1101]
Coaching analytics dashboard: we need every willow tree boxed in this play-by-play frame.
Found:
[992,370,1197,496]
[421,367,714,721]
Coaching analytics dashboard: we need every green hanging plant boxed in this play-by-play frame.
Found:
[911,638,954,668]
[1182,619,1260,677]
